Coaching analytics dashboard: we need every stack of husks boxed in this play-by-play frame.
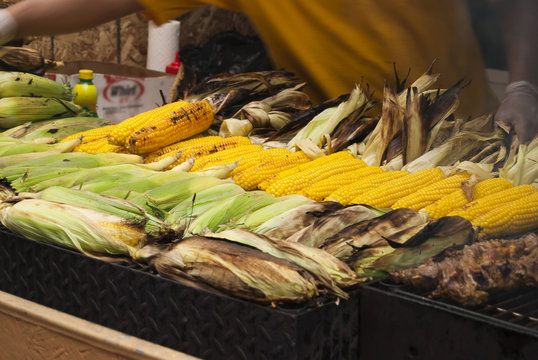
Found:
[0,68,536,306]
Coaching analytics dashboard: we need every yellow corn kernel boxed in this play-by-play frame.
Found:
[473,191,538,237]
[300,166,385,201]
[233,151,311,191]
[327,171,405,205]
[190,144,263,172]
[472,177,513,199]
[231,148,291,175]
[125,100,214,154]
[264,156,366,198]
[109,100,188,146]
[145,136,252,169]
[392,172,472,211]
[72,137,128,154]
[352,168,445,208]
[259,151,352,191]
[447,184,537,221]
[60,124,117,143]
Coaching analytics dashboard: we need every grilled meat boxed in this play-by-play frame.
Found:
[390,232,538,306]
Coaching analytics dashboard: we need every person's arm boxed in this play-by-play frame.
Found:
[494,0,538,142]
[1,0,144,42]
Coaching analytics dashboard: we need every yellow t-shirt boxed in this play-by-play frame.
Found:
[138,0,498,118]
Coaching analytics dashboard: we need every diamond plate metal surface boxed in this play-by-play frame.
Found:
[0,228,359,359]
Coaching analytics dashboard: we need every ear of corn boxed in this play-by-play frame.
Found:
[0,97,82,128]
[125,100,214,154]
[72,137,128,154]
[300,166,385,201]
[233,151,311,191]
[473,191,538,237]
[0,71,72,100]
[259,151,352,190]
[60,124,117,143]
[134,237,319,303]
[392,172,471,210]
[208,229,357,297]
[0,137,80,157]
[231,148,291,175]
[447,184,537,221]
[109,100,188,146]
[264,154,366,197]
[20,117,110,141]
[145,136,251,167]
[326,170,406,205]
[424,177,514,219]
[186,191,278,235]
[239,194,313,229]
[0,150,62,169]
[190,144,263,171]
[0,198,144,256]
[351,168,445,208]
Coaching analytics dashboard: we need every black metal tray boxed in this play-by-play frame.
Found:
[358,281,538,360]
[0,228,359,360]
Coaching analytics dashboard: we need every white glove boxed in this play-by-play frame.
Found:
[495,80,538,143]
[0,9,17,45]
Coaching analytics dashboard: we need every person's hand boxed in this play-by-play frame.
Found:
[494,81,538,143]
[0,9,17,45]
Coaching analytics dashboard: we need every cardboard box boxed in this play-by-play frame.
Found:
[46,61,176,123]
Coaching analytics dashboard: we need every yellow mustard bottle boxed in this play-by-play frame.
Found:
[73,69,98,117]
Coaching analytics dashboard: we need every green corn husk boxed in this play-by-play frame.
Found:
[0,71,72,100]
[254,201,344,239]
[20,117,110,141]
[0,198,144,257]
[129,175,226,214]
[207,229,358,296]
[134,236,319,303]
[321,208,428,261]
[287,205,386,247]
[231,194,313,230]
[0,137,80,157]
[186,191,279,235]
[0,151,142,182]
[165,183,246,230]
[0,150,61,168]
[0,97,82,128]
[24,186,171,237]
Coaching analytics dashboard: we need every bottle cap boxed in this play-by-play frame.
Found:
[79,69,94,80]
[165,51,182,75]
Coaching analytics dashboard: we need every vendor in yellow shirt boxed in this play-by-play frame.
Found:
[1,0,536,142]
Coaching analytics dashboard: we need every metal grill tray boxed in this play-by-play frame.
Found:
[0,228,359,360]
[359,281,538,360]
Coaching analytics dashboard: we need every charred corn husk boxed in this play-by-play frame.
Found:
[0,198,144,256]
[108,100,188,147]
[352,168,445,208]
[125,100,214,154]
[233,151,311,191]
[0,47,63,75]
[326,170,406,205]
[473,191,538,237]
[208,229,358,297]
[0,97,81,128]
[392,172,472,210]
[0,71,72,99]
[134,237,319,303]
